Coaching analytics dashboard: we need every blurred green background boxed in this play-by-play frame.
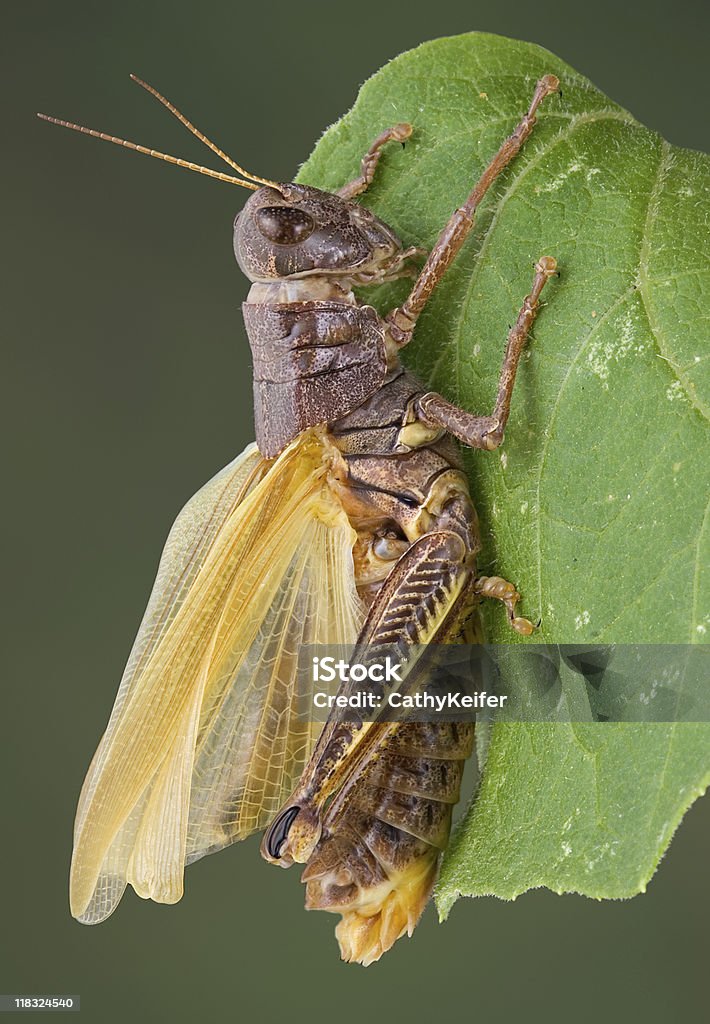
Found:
[4,1,709,1021]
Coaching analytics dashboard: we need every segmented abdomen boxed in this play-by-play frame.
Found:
[302,720,473,966]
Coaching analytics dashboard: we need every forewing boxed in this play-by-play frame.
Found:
[70,432,364,923]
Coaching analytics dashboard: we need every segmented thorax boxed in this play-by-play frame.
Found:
[243,279,388,458]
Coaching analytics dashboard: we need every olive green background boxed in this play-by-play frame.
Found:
[4,1,709,1021]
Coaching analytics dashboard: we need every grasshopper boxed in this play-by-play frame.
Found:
[40,71,559,964]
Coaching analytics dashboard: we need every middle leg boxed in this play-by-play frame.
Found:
[408,256,558,450]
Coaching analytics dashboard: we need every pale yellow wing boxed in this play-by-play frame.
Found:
[70,431,365,924]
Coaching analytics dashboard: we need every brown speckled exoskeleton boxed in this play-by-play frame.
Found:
[40,72,559,965]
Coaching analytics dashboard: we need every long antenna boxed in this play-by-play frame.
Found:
[37,113,260,190]
[38,76,282,192]
[129,74,277,188]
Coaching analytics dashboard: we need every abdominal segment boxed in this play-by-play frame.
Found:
[302,721,474,966]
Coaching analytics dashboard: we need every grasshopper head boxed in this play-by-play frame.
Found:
[233,183,404,283]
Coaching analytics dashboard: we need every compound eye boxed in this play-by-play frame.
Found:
[255,206,315,244]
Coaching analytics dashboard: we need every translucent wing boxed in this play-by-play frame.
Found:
[70,430,365,924]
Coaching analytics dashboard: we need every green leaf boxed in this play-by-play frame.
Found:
[440,722,709,909]
[298,34,710,914]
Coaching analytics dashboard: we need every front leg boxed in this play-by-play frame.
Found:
[411,256,558,450]
[338,122,413,200]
